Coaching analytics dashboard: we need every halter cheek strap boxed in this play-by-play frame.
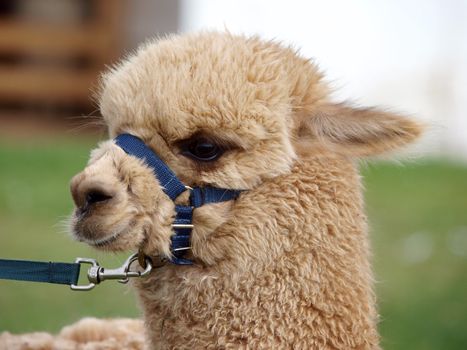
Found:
[115,133,242,265]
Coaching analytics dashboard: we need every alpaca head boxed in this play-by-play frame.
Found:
[69,32,422,259]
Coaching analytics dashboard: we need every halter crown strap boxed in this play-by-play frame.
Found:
[114,133,242,265]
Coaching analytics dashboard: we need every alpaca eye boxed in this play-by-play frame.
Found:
[181,138,224,162]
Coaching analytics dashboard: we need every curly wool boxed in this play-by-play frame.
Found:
[135,154,377,349]
[0,318,144,350]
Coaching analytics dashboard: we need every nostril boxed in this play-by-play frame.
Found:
[85,190,113,206]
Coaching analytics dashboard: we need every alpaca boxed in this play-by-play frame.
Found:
[1,32,422,349]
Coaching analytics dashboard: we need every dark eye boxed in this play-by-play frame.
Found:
[181,138,224,162]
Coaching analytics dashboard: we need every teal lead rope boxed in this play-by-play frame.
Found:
[0,258,80,285]
[0,253,153,291]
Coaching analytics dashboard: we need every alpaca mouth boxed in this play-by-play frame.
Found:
[87,230,124,247]
[73,227,125,248]
[71,211,130,249]
[71,210,141,251]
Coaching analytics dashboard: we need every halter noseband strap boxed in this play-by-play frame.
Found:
[115,133,242,265]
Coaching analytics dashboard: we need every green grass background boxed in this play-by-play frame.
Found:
[0,137,466,350]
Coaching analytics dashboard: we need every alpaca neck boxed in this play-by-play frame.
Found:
[135,157,380,349]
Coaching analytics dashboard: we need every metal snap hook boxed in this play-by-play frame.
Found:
[70,253,153,291]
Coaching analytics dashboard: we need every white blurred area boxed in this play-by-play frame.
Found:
[179,0,467,161]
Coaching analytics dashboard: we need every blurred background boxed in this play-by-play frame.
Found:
[0,1,466,349]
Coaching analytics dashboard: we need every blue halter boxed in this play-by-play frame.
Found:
[115,133,242,265]
[0,133,241,289]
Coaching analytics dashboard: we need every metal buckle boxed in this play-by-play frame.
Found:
[171,223,194,229]
[172,187,195,230]
[172,246,191,252]
[70,253,152,291]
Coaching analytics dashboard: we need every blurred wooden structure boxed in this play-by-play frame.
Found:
[0,0,123,110]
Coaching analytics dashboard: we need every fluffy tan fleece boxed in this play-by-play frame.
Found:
[1,32,423,349]
[0,318,144,350]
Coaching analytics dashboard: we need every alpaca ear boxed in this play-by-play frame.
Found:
[296,103,424,157]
